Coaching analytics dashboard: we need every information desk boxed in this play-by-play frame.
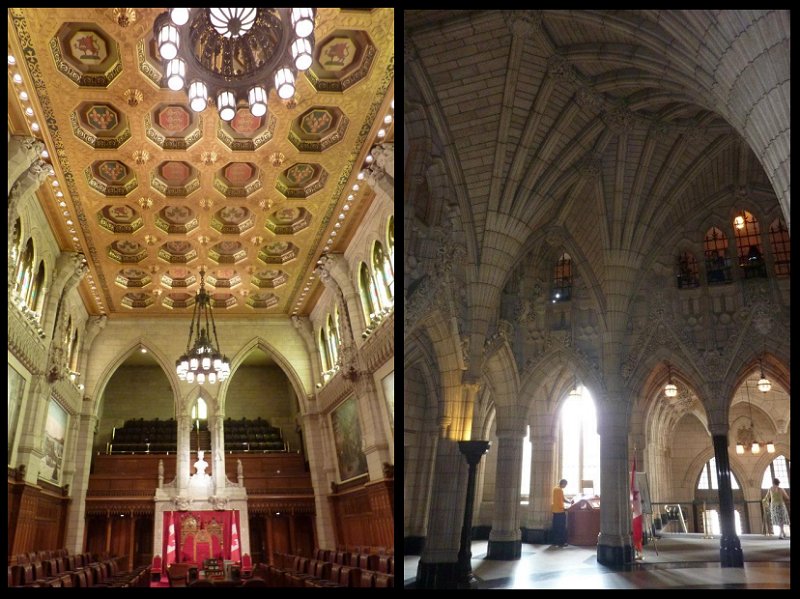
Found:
[566,497,600,546]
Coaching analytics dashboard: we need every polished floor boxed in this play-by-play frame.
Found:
[404,533,790,589]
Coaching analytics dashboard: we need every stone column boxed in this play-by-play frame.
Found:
[64,411,98,554]
[14,374,52,484]
[211,411,227,494]
[354,374,392,482]
[403,429,437,555]
[523,416,557,542]
[75,315,107,390]
[303,410,337,550]
[176,413,193,492]
[416,437,469,588]
[316,254,366,343]
[486,413,525,559]
[595,398,632,569]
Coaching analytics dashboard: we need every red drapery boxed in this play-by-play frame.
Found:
[162,510,241,568]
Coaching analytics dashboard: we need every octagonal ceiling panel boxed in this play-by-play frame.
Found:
[161,267,197,289]
[265,206,312,235]
[145,104,203,150]
[206,268,242,289]
[210,293,237,309]
[151,161,200,197]
[51,23,122,87]
[158,240,197,264]
[307,29,377,93]
[289,106,349,152]
[115,267,151,289]
[211,206,255,235]
[85,160,137,196]
[11,7,394,316]
[275,163,328,198]
[209,241,248,264]
[214,162,262,197]
[247,292,279,309]
[108,239,147,263]
[217,108,276,152]
[98,204,143,234]
[251,268,288,289]
[154,205,199,235]
[258,240,299,264]
[121,292,154,309]
[71,101,131,149]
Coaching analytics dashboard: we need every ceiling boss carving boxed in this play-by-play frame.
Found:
[10,7,394,316]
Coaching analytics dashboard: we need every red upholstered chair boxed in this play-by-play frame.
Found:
[338,566,360,587]
[151,555,162,582]
[374,573,394,588]
[378,555,390,573]
[241,553,253,578]
[359,569,376,588]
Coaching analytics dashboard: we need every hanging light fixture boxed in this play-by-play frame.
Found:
[736,379,775,455]
[569,376,582,398]
[175,268,230,385]
[757,355,771,393]
[153,8,316,120]
[664,363,678,398]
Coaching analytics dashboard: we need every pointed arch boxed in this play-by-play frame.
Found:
[219,337,310,415]
[91,340,181,418]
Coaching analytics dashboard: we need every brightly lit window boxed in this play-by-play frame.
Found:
[191,397,208,421]
[520,424,531,504]
[704,509,743,535]
[696,457,740,489]
[761,455,790,489]
[560,386,600,497]
[358,261,378,325]
[373,241,393,307]
[15,238,34,299]
[69,330,80,372]
[319,327,331,372]
[386,216,394,266]
[28,261,46,315]
[327,313,339,367]
[733,210,766,278]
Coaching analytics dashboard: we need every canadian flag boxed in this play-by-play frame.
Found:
[230,520,241,563]
[165,511,176,569]
[631,455,643,553]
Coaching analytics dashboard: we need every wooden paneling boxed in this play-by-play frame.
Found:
[329,476,394,549]
[7,477,69,556]
[270,515,290,556]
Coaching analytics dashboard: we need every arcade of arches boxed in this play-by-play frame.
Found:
[405,9,789,588]
[8,7,394,586]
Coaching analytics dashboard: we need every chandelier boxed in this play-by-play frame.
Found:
[735,379,774,455]
[176,268,230,385]
[154,8,316,121]
[664,363,677,398]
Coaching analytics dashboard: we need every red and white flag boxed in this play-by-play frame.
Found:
[631,455,643,553]
[230,520,241,563]
[165,511,176,568]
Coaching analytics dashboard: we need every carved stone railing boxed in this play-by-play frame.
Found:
[360,311,394,374]
[317,367,354,407]
[8,301,47,374]
[51,374,81,409]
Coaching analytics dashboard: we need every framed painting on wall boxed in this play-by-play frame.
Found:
[330,396,368,482]
[43,398,68,485]
[8,365,27,460]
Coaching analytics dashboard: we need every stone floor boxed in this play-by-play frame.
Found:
[404,533,790,589]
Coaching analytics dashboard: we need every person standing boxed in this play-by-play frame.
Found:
[764,478,791,539]
[551,479,573,547]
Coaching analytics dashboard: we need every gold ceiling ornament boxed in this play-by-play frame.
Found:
[200,151,218,166]
[137,196,153,210]
[149,265,160,274]
[112,8,137,28]
[152,288,163,297]
[197,235,211,246]
[199,197,214,210]
[123,88,144,106]
[284,95,298,110]
[269,152,285,167]
[154,8,316,121]
[133,149,150,165]
[240,289,250,297]
[250,235,263,246]
[258,198,274,211]
[144,234,158,245]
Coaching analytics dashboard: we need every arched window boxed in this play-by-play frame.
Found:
[560,385,600,497]
[733,210,766,278]
[768,218,790,277]
[697,457,740,490]
[333,304,342,347]
[386,215,394,266]
[358,262,378,325]
[703,227,732,285]
[191,397,208,422]
[64,317,74,367]
[319,327,331,372]
[28,261,46,314]
[696,457,743,535]
[15,238,34,299]
[552,252,572,302]
[11,218,22,262]
[372,241,393,307]
[520,424,531,503]
[761,455,790,490]
[676,251,700,289]
[327,313,339,367]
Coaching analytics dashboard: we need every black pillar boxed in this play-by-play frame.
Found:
[456,440,491,589]
[712,434,744,567]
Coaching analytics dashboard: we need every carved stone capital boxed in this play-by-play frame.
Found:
[506,10,542,38]
[371,143,394,179]
[547,54,578,86]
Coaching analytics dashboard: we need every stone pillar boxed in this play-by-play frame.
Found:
[354,374,392,482]
[710,423,744,567]
[302,410,337,550]
[595,399,632,569]
[523,416,557,542]
[75,315,107,390]
[456,441,491,588]
[176,414,192,491]
[64,411,98,555]
[487,408,525,560]
[14,374,52,484]
[316,254,366,343]
[211,411,226,494]
[404,429,437,555]
[416,437,468,588]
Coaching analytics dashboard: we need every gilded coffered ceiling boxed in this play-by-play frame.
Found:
[8,7,394,317]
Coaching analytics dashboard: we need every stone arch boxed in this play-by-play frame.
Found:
[219,336,310,416]
[90,339,180,419]
[179,385,217,419]
[483,341,520,411]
